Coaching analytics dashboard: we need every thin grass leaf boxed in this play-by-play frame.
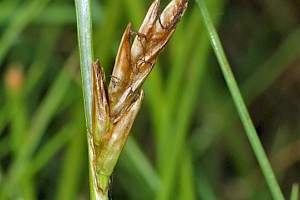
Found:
[0,0,51,66]
[199,27,300,179]
[30,125,74,175]
[157,2,223,199]
[241,27,300,103]
[94,0,122,70]
[0,60,74,199]
[55,108,86,200]
[178,146,196,200]
[290,183,299,200]
[196,169,218,200]
[159,6,202,161]
[195,0,285,200]
[123,137,161,193]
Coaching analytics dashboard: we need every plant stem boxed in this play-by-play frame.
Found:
[290,184,299,200]
[74,0,109,199]
[74,0,93,131]
[195,1,285,200]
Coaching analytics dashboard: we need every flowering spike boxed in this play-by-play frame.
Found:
[108,23,132,109]
[97,90,144,176]
[108,0,188,122]
[89,0,188,194]
[92,60,110,146]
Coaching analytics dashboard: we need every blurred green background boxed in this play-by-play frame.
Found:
[0,0,300,199]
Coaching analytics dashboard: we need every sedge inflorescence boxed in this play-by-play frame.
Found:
[89,0,188,193]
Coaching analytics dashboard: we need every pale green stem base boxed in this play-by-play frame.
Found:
[87,133,110,200]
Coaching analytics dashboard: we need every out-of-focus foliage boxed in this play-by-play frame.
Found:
[0,0,299,199]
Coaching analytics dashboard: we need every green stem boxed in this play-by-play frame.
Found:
[74,0,109,199]
[74,0,93,131]
[195,1,285,200]
[290,184,299,200]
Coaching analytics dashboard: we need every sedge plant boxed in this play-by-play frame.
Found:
[75,0,188,198]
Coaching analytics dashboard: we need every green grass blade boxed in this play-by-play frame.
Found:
[0,136,9,159]
[30,125,74,175]
[157,2,223,199]
[178,146,196,200]
[196,169,218,200]
[55,108,86,200]
[166,6,201,116]
[159,6,202,163]
[195,1,285,200]
[0,63,73,199]
[290,184,299,200]
[122,0,146,28]
[0,0,51,66]
[94,0,122,70]
[241,27,300,103]
[200,26,300,178]
[20,174,36,200]
[123,137,161,193]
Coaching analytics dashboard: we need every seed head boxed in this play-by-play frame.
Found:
[90,0,188,191]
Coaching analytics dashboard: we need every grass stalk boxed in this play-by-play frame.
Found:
[74,0,108,199]
[290,184,299,200]
[74,0,93,131]
[195,0,285,199]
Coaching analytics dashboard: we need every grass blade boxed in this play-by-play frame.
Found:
[195,1,285,200]
[0,0,51,66]
[290,184,299,200]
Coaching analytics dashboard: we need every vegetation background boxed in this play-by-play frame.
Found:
[0,0,299,199]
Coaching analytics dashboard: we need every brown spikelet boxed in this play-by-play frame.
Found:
[108,0,188,122]
[92,60,110,146]
[90,0,188,190]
